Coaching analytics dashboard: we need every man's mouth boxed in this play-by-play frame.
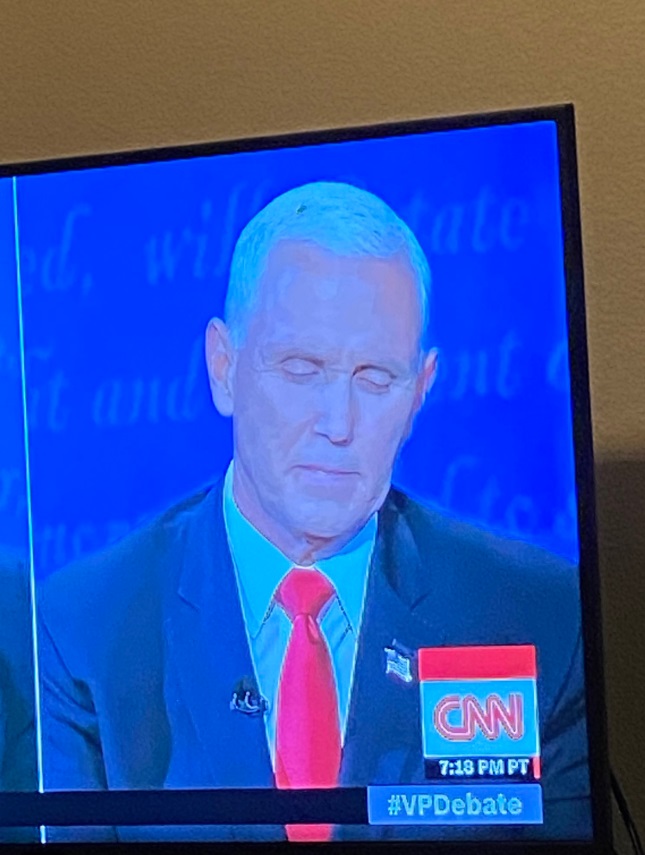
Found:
[294,464,357,476]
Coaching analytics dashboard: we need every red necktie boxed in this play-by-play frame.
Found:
[275,567,341,842]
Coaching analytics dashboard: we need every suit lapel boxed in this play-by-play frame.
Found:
[164,484,274,789]
[341,495,449,787]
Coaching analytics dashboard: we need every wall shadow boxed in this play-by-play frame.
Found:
[595,455,645,836]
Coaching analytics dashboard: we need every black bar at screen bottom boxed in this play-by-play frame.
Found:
[0,789,368,827]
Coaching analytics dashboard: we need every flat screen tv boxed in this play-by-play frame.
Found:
[0,104,610,853]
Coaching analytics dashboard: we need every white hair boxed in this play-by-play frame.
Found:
[225,181,432,349]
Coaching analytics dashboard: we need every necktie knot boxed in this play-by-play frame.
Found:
[275,567,335,624]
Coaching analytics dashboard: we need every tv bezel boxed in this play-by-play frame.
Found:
[0,103,611,855]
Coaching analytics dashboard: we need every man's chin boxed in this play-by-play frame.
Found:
[287,499,370,545]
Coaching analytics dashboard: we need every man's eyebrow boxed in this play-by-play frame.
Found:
[257,345,325,364]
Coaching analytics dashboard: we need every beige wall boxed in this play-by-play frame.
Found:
[1,0,644,836]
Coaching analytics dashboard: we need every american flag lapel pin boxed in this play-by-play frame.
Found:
[384,639,416,683]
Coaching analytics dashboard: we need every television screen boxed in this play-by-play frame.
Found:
[0,105,610,852]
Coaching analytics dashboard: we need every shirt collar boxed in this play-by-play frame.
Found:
[222,463,377,637]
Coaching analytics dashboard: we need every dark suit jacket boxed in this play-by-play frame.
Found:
[0,555,39,842]
[39,483,592,843]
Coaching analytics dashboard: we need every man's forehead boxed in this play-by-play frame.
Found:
[258,239,419,305]
[246,241,423,366]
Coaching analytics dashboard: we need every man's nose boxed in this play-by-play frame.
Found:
[315,374,355,445]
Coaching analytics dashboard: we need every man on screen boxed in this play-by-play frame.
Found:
[39,182,591,841]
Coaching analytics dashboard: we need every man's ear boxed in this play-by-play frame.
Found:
[412,348,438,414]
[401,349,439,444]
[419,348,438,403]
[205,318,235,417]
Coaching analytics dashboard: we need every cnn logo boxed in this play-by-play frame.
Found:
[433,692,524,742]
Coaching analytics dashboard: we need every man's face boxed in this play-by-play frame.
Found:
[219,240,434,547]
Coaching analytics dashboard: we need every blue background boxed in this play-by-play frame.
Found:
[0,178,29,561]
[12,120,579,578]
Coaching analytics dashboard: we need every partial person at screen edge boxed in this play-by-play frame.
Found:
[0,551,39,842]
[38,182,592,843]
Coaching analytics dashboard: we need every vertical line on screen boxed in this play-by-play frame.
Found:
[12,177,46,843]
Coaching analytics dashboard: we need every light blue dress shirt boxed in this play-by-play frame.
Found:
[222,464,377,767]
